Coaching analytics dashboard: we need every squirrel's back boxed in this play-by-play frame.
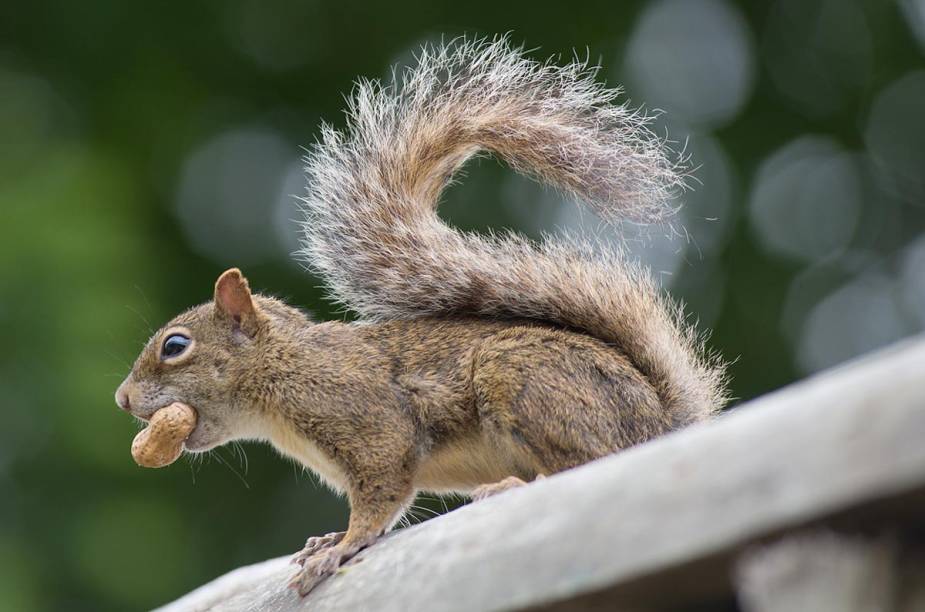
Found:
[298,38,728,425]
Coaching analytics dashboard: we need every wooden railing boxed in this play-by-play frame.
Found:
[159,336,925,612]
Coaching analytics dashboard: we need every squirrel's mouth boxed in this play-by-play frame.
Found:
[183,420,224,453]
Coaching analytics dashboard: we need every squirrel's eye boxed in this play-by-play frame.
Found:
[162,334,191,359]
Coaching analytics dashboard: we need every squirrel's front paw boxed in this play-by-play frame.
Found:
[291,531,346,567]
[288,547,344,596]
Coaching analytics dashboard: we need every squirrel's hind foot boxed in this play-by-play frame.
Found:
[471,474,544,501]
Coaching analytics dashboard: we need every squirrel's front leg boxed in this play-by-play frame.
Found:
[289,478,414,596]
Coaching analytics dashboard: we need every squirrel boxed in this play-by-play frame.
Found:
[115,38,728,596]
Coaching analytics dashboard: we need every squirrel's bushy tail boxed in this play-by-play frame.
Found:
[299,38,727,424]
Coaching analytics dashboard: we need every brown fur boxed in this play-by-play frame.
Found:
[299,38,727,427]
[116,277,700,595]
[115,39,728,596]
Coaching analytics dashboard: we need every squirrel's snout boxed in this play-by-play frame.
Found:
[115,382,132,412]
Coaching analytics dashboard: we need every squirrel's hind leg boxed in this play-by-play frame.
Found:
[472,327,660,476]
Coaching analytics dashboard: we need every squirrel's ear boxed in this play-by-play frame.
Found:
[214,268,258,334]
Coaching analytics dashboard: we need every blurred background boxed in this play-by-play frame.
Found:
[2,0,924,609]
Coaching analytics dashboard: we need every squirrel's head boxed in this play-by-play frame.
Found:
[115,268,307,452]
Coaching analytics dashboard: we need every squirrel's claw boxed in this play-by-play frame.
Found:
[291,531,346,566]
[288,547,345,596]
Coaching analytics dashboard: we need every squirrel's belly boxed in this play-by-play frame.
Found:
[413,434,525,494]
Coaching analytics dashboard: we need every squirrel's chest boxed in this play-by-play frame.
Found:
[265,420,349,493]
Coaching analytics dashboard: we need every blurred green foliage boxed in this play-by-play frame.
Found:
[1,1,923,610]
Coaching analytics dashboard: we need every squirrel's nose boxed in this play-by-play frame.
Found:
[115,385,131,412]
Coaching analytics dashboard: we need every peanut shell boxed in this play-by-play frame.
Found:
[131,402,197,468]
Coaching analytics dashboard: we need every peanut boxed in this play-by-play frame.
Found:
[131,402,197,468]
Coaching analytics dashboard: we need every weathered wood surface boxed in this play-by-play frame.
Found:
[735,532,925,612]
[158,336,925,612]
